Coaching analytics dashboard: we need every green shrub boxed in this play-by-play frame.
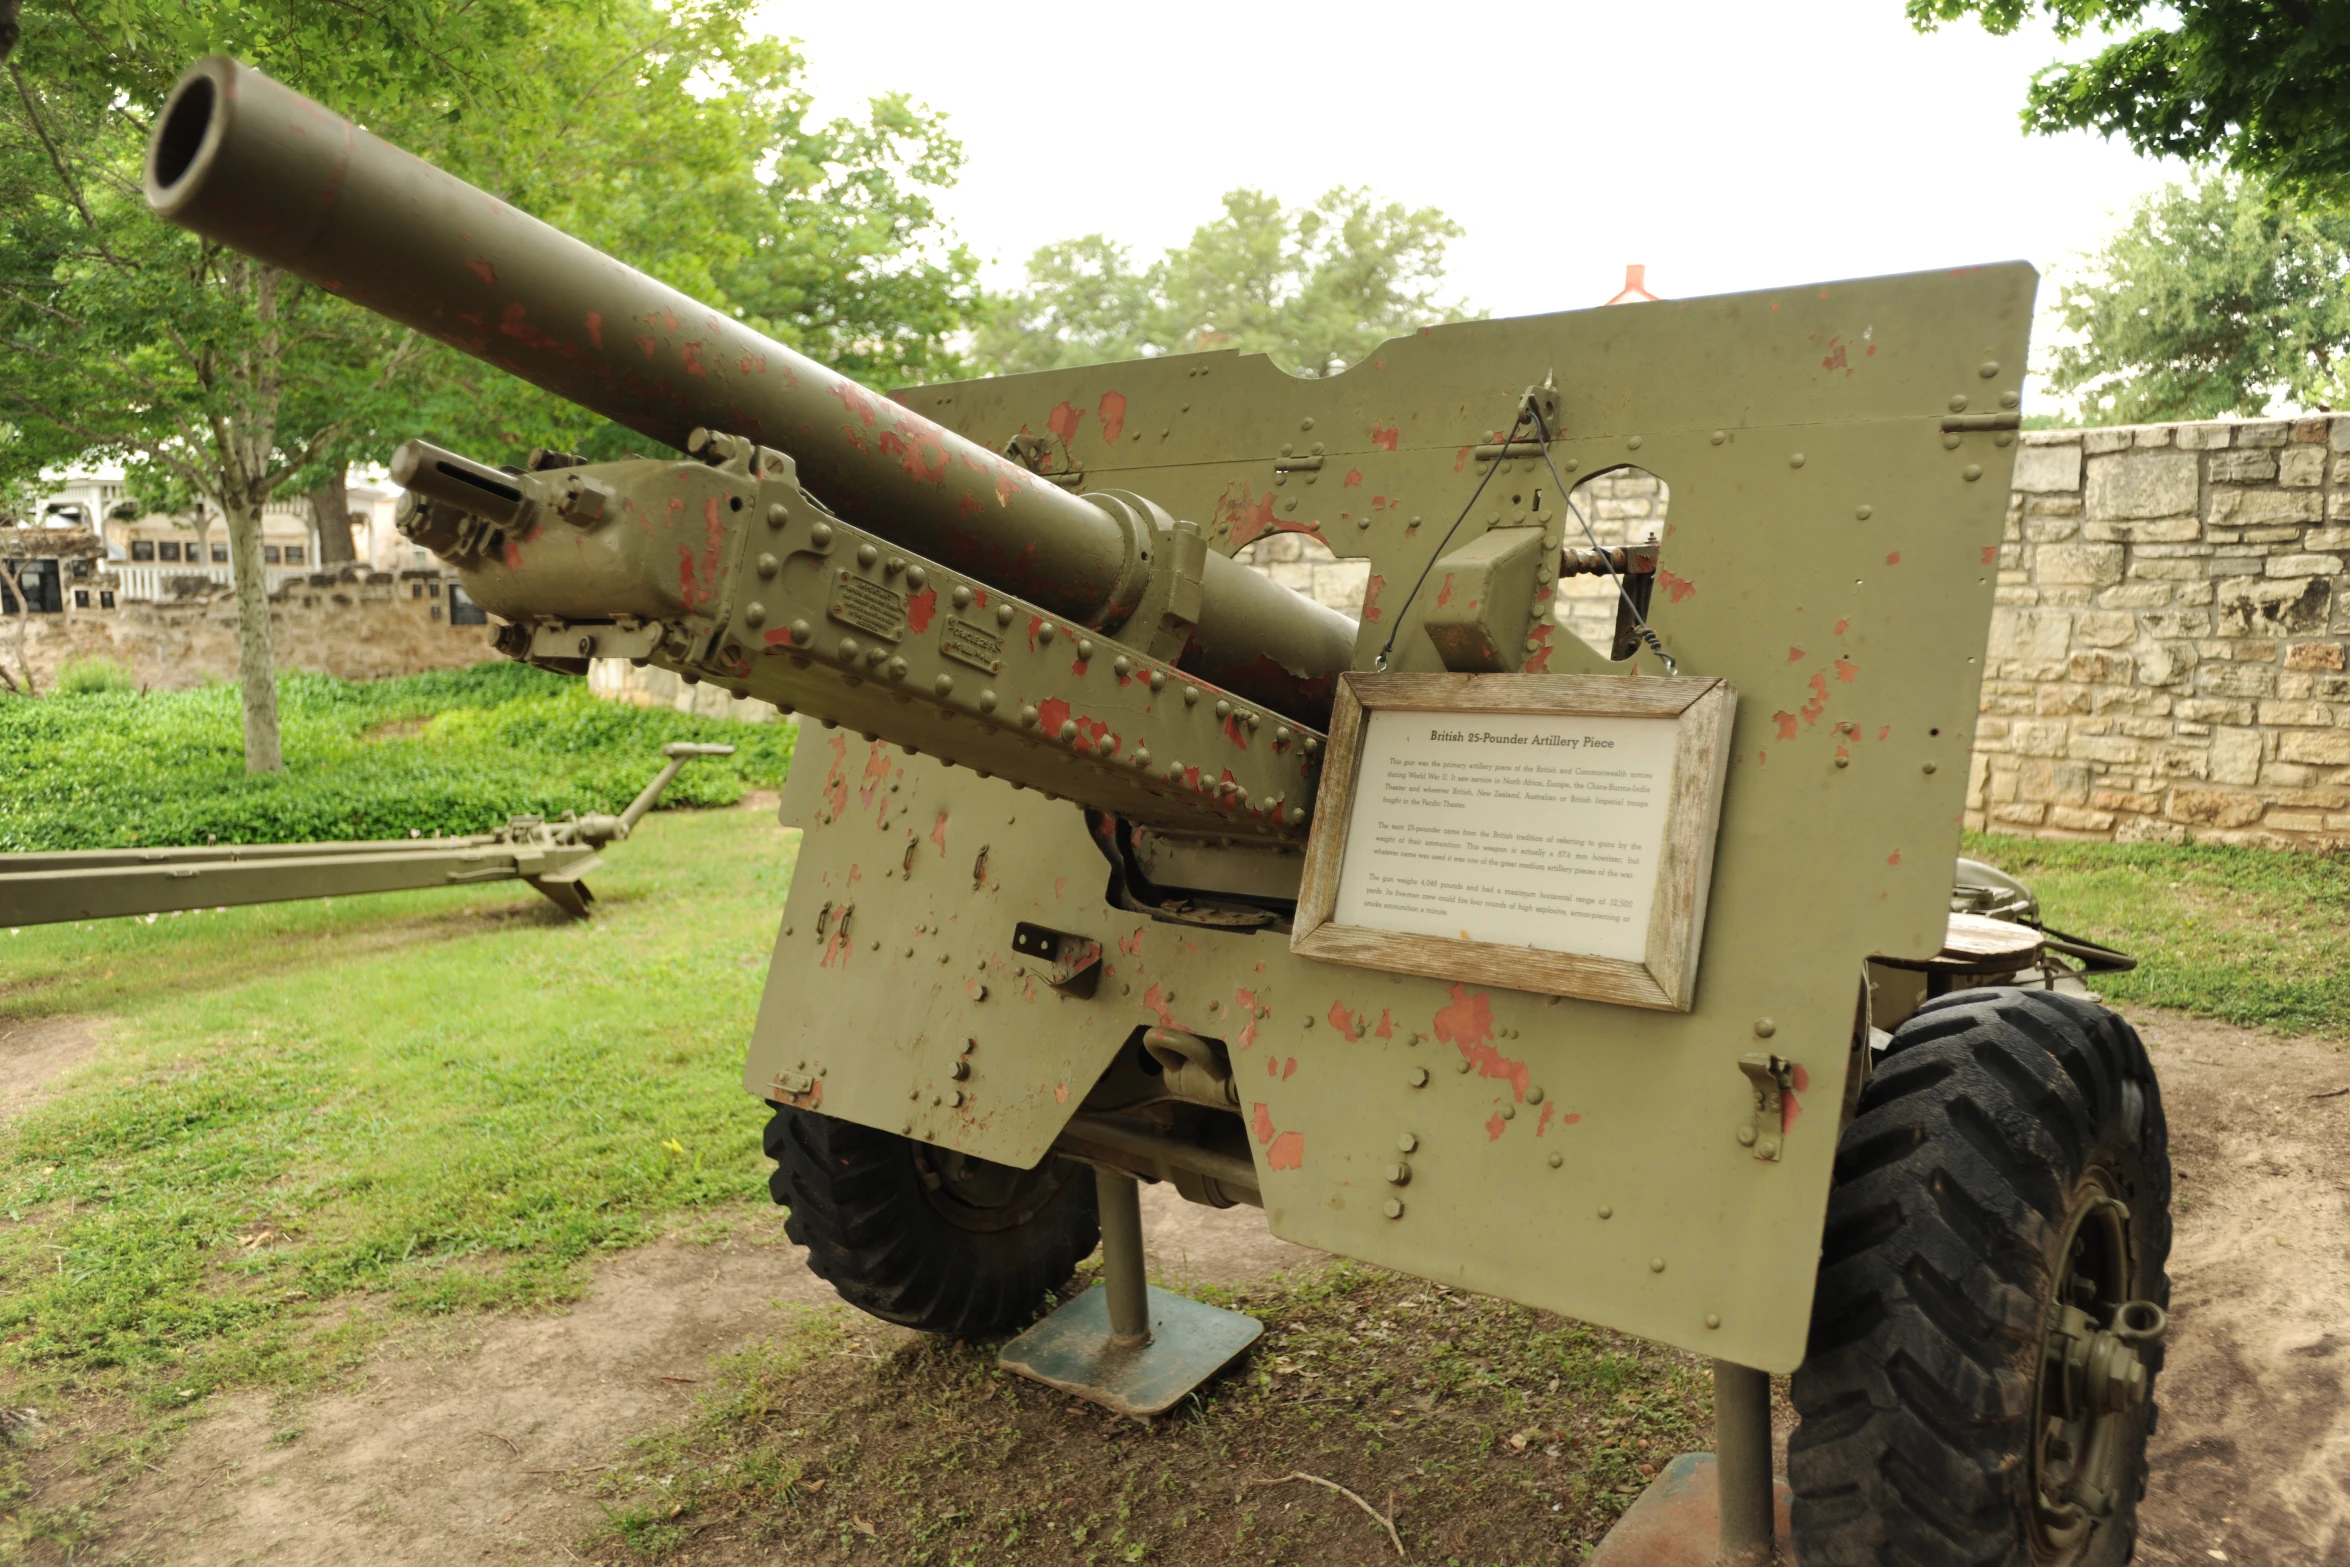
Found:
[0,662,795,852]
[52,656,136,696]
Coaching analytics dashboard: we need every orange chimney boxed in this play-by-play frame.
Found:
[1604,264,1661,305]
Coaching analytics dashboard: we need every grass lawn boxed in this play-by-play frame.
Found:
[1964,831,2350,1037]
[0,803,799,1554]
[2,674,2342,1563]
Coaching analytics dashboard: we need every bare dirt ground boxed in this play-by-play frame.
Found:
[0,1015,98,1123]
[9,1006,2344,1565]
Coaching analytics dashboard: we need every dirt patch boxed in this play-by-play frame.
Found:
[93,1234,831,1566]
[2128,1010,2350,1567]
[74,1189,1317,1566]
[37,1008,2350,1566]
[0,1015,99,1121]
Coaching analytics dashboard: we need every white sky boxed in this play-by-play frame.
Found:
[753,0,2181,389]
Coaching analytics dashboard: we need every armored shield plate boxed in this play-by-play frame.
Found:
[748,264,2036,1371]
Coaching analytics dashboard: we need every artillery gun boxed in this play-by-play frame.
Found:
[145,56,2172,1567]
[0,743,733,925]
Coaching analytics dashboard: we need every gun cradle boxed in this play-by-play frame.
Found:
[429,442,1326,843]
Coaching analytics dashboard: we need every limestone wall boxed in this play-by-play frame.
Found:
[16,574,493,691]
[587,657,787,724]
[1975,418,2350,849]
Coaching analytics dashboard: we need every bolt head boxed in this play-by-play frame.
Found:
[1398,1132,1418,1152]
[1407,1067,1428,1087]
[1382,1198,1404,1220]
[1547,1153,1563,1169]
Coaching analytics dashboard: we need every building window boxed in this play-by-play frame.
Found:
[158,540,182,562]
[410,582,423,598]
[211,542,228,563]
[448,583,487,625]
[99,590,116,609]
[73,588,90,608]
[1,560,63,613]
[285,545,305,566]
[69,557,92,579]
[131,539,155,562]
[263,545,282,564]
[429,581,442,597]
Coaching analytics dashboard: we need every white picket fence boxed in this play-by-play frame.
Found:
[111,563,311,601]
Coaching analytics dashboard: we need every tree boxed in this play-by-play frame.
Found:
[2042,173,2350,420]
[1,1,975,766]
[974,187,1467,378]
[1909,1,2350,200]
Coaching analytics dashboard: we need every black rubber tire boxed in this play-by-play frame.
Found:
[763,1103,1098,1338]
[1789,987,2172,1567]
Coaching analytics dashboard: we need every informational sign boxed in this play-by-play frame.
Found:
[1332,710,1681,962]
[1294,673,1736,1011]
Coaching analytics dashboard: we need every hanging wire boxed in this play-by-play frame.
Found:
[1528,402,1678,676]
[1374,391,1681,677]
[1370,404,1529,671]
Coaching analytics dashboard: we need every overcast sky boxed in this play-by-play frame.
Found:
[753,0,2181,323]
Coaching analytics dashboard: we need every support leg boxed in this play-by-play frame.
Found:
[1713,1359,1775,1566]
[1095,1167,1150,1345]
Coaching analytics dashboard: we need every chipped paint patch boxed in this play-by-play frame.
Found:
[1371,421,1400,451]
[1374,1009,1394,1040]
[1142,983,1176,1027]
[1097,391,1127,444]
[1361,574,1386,622]
[1266,1130,1304,1170]
[1434,984,1529,1100]
[1485,1111,1508,1142]
[821,733,850,819]
[1657,569,1696,604]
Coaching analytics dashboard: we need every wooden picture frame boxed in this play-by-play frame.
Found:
[1291,672,1737,1012]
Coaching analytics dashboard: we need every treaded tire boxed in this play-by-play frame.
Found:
[1789,987,2172,1567]
[764,1103,1098,1338]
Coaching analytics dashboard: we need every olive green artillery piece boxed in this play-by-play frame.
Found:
[145,55,2174,1567]
[0,742,732,926]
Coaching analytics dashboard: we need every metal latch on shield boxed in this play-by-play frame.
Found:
[1012,922,1103,998]
[1738,1053,1798,1161]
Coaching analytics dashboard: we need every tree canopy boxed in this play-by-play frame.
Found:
[1909,0,2350,198]
[1,0,974,765]
[2042,172,2350,419]
[973,187,1468,379]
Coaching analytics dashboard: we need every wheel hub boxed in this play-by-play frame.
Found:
[2030,1178,2167,1561]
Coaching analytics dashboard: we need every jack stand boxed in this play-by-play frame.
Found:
[997,1168,1262,1417]
[1586,1360,1788,1566]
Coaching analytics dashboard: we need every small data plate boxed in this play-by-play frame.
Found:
[998,1283,1262,1417]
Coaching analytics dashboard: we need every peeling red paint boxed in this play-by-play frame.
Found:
[1885,551,1902,566]
[1524,625,1555,673]
[1371,421,1400,452]
[820,733,850,818]
[1453,445,1470,473]
[1374,1009,1394,1040]
[1802,671,1830,727]
[1327,1001,1366,1041]
[466,256,497,285]
[829,382,878,426]
[1537,1102,1555,1135]
[1835,657,1858,683]
[1117,927,1144,957]
[1982,544,1999,566]
[1436,573,1454,609]
[1143,983,1177,1027]
[930,811,949,857]
[1772,711,1799,740]
[1267,1130,1304,1170]
[1833,618,1848,636]
[906,587,939,633]
[1486,1111,1508,1142]
[1656,569,1696,604]
[1887,850,1902,866]
[1342,467,1363,488]
[1282,1057,1298,1081]
[1223,713,1249,748]
[1097,391,1127,443]
[1251,1102,1276,1143]
[1361,574,1386,622]
[1788,646,1806,663]
[880,428,950,485]
[583,311,603,348]
[680,341,708,378]
[1054,1083,1070,1104]
[1434,984,1529,1099]
[1047,401,1083,443]
[1054,875,1068,899]
[1879,725,1892,741]
[1037,695,1072,738]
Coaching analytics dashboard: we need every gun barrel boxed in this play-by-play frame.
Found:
[143,56,1354,724]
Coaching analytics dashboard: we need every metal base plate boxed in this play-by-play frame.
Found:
[997,1283,1262,1417]
[1586,1453,1793,1566]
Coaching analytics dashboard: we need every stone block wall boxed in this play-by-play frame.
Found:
[1975,418,2350,849]
[588,656,787,724]
[17,575,493,691]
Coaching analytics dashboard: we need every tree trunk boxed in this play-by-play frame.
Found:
[222,499,283,772]
[310,478,357,567]
[0,0,21,66]
[0,558,34,696]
